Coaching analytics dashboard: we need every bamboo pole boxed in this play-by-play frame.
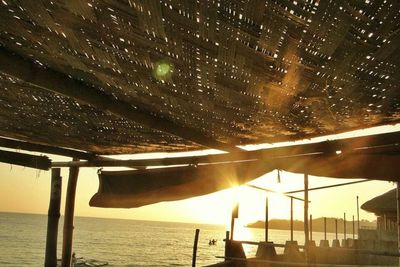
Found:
[304,174,309,245]
[45,168,62,267]
[61,164,79,267]
[192,229,200,267]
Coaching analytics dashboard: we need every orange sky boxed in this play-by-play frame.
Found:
[0,125,399,225]
[0,137,397,226]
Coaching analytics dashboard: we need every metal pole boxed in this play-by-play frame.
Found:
[45,168,62,267]
[344,212,347,240]
[265,194,269,242]
[357,196,360,235]
[61,164,79,267]
[290,197,294,241]
[192,229,200,267]
[304,174,309,245]
[324,217,327,240]
[353,215,355,239]
[310,214,313,241]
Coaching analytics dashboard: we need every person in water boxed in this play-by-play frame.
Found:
[72,252,77,265]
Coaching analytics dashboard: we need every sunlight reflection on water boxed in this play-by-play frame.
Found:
[1,212,355,266]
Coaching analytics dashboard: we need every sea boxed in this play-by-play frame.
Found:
[0,212,342,266]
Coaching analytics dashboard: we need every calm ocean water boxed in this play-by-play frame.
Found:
[0,212,342,266]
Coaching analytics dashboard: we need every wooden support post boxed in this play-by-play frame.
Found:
[230,217,235,240]
[304,174,309,245]
[324,217,327,240]
[225,231,230,261]
[61,164,79,267]
[265,194,269,242]
[45,168,62,267]
[396,182,400,266]
[310,214,313,241]
[192,229,200,267]
[335,219,338,240]
[384,214,387,231]
[290,197,294,241]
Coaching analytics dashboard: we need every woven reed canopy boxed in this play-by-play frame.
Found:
[0,0,399,155]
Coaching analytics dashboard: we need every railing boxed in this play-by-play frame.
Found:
[226,239,400,257]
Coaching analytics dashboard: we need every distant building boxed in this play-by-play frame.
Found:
[361,189,397,242]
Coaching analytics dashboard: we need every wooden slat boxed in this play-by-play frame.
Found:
[0,47,241,153]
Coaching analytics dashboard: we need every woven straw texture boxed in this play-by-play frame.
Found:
[0,0,399,154]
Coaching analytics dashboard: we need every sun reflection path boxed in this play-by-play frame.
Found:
[233,219,255,255]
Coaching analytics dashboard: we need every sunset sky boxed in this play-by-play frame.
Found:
[0,125,398,227]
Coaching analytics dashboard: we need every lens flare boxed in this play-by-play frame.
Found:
[153,60,174,80]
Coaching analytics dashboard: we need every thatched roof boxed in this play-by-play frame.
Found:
[0,1,399,155]
[361,189,397,216]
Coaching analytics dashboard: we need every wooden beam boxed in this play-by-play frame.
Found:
[0,136,97,160]
[45,168,62,267]
[0,47,241,153]
[61,163,79,267]
[0,149,51,170]
[51,130,400,168]
[397,182,400,266]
